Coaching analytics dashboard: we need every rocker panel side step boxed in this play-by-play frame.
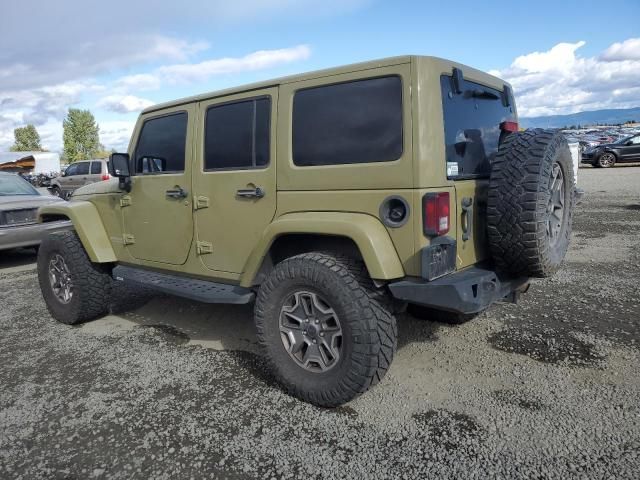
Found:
[112,265,254,304]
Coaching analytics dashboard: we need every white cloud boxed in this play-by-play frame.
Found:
[492,39,640,117]
[116,74,162,91]
[158,45,312,84]
[601,38,640,61]
[97,95,155,114]
[99,121,137,152]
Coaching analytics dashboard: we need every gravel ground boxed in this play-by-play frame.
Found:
[1,166,639,479]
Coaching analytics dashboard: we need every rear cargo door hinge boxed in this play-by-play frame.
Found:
[122,233,135,245]
[120,195,132,207]
[194,195,209,210]
[196,240,213,255]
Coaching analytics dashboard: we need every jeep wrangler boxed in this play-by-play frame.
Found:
[37,56,574,407]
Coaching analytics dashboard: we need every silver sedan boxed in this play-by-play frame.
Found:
[0,172,71,251]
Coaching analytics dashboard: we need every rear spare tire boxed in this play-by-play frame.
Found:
[487,128,574,278]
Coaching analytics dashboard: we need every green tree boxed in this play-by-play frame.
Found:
[62,108,100,162]
[94,144,114,159]
[10,124,43,151]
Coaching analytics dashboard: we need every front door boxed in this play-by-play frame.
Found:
[192,88,278,274]
[122,105,195,265]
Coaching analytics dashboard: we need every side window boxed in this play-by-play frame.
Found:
[204,97,270,170]
[292,76,403,166]
[90,161,101,174]
[76,162,90,175]
[631,136,640,145]
[134,112,188,174]
[65,164,78,176]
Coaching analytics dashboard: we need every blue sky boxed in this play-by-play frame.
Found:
[1,0,639,151]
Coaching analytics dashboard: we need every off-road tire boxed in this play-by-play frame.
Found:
[487,128,574,278]
[254,252,397,407]
[407,304,477,325]
[37,231,112,325]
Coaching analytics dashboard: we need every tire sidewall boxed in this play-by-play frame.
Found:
[547,150,574,267]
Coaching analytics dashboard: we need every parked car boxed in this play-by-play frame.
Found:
[37,56,575,407]
[582,134,640,167]
[0,172,71,251]
[49,159,110,198]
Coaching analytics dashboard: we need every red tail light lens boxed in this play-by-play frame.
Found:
[500,121,519,133]
[423,192,450,236]
[101,174,111,181]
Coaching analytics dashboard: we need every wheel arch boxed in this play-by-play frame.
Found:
[240,212,405,287]
[38,201,117,263]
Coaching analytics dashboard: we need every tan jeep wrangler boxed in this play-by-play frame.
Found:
[37,56,574,407]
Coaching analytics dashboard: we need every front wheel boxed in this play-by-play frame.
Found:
[254,252,397,407]
[37,231,112,325]
[597,152,616,168]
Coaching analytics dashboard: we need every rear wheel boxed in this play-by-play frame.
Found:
[255,252,397,407]
[37,231,112,325]
[487,128,575,278]
[597,152,616,168]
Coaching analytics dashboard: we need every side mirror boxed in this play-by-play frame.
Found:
[626,141,633,146]
[109,153,132,192]
[61,171,66,177]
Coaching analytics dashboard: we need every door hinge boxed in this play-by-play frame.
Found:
[120,195,132,207]
[194,195,209,210]
[196,240,213,255]
[122,233,135,245]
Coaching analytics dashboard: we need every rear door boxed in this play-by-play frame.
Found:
[192,88,278,273]
[439,73,516,269]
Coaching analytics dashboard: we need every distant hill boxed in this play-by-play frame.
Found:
[520,107,640,129]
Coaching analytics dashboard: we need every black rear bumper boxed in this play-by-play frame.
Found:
[388,266,529,314]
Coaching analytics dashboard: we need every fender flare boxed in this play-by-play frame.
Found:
[38,201,117,263]
[240,212,405,287]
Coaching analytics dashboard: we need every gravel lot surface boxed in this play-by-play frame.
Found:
[1,166,639,479]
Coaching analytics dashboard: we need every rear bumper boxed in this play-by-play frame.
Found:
[0,221,72,250]
[388,266,529,314]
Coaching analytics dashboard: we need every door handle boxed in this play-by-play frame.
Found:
[461,197,473,241]
[166,186,188,199]
[236,186,265,199]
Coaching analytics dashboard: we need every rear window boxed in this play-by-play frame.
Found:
[440,74,515,179]
[90,161,102,174]
[292,76,403,166]
[204,97,270,170]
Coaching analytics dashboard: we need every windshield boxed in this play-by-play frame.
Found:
[0,174,39,196]
[614,136,631,144]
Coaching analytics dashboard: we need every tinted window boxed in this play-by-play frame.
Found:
[134,112,188,174]
[204,97,270,170]
[64,164,78,176]
[76,162,90,175]
[90,161,102,174]
[292,76,403,166]
[440,75,515,178]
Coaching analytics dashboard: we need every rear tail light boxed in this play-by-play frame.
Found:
[500,121,519,133]
[423,192,450,236]
[101,174,111,181]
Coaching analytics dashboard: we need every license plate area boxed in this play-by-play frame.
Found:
[2,208,38,226]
